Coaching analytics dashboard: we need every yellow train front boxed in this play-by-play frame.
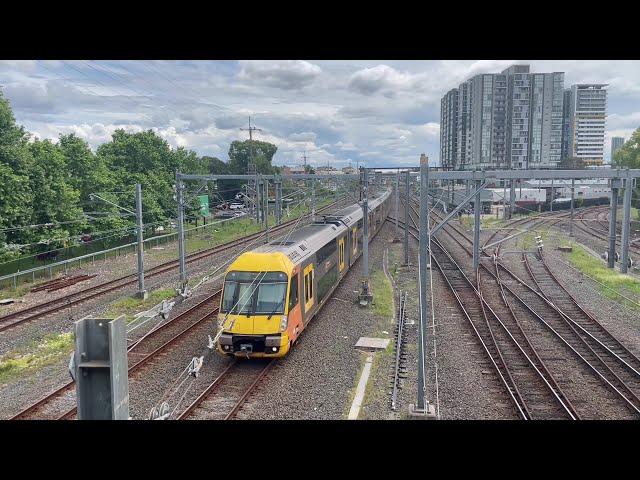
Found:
[216,189,391,358]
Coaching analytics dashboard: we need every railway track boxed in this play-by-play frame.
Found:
[0,199,345,334]
[395,210,577,419]
[390,291,408,411]
[394,198,640,418]
[178,359,274,420]
[11,289,222,420]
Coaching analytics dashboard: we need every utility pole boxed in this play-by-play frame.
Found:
[135,183,147,299]
[274,175,282,225]
[359,167,373,306]
[570,178,575,237]
[404,170,410,265]
[503,180,507,221]
[473,179,482,272]
[550,178,554,212]
[241,116,262,224]
[416,154,429,414]
[621,175,634,273]
[608,179,621,269]
[176,173,187,288]
[394,170,400,241]
[509,179,516,219]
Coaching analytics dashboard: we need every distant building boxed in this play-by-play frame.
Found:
[441,64,564,170]
[440,88,458,169]
[561,84,608,166]
[611,136,625,162]
[341,166,356,174]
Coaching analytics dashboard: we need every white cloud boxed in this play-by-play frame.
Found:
[238,60,322,90]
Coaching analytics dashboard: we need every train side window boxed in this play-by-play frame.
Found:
[288,274,299,311]
[304,264,314,311]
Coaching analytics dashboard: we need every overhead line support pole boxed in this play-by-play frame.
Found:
[135,183,147,299]
[404,170,410,265]
[621,174,633,273]
[417,155,429,412]
[473,179,482,272]
[570,178,575,237]
[608,179,620,269]
[359,167,372,306]
[176,172,187,289]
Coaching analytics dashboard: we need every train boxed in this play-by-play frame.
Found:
[215,188,392,358]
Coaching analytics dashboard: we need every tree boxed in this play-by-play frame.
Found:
[612,128,640,169]
[227,140,277,175]
[0,90,34,256]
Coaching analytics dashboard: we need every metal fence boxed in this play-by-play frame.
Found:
[0,215,244,290]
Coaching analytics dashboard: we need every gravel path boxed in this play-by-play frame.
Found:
[242,222,396,420]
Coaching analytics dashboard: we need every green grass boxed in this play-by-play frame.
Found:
[370,270,394,320]
[0,283,32,301]
[459,215,506,230]
[566,244,640,306]
[0,332,74,384]
[104,287,176,323]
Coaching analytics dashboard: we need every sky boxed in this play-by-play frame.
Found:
[0,60,639,168]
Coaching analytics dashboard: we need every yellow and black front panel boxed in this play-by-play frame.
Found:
[216,252,295,357]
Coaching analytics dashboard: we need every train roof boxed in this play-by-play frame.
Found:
[250,189,391,265]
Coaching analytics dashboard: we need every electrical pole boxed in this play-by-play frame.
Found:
[394,170,400,241]
[404,170,410,265]
[473,179,482,272]
[608,179,620,269]
[621,175,633,273]
[275,174,282,225]
[176,173,187,289]
[570,178,575,237]
[417,155,429,413]
[241,116,262,224]
[359,167,372,306]
[135,183,147,299]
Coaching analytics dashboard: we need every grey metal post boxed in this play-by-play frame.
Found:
[503,180,507,220]
[404,170,410,265]
[264,178,269,242]
[176,173,187,286]
[417,155,429,411]
[255,173,260,223]
[608,182,619,269]
[311,177,316,220]
[509,179,516,219]
[395,171,399,239]
[621,176,633,273]
[72,316,129,420]
[359,168,372,305]
[274,176,282,225]
[473,180,482,272]
[570,178,575,237]
[135,183,147,299]
[550,178,554,212]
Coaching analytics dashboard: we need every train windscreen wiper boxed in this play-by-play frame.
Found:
[267,298,285,320]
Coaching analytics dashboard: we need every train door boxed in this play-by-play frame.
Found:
[338,237,346,272]
[351,227,357,257]
[303,263,314,317]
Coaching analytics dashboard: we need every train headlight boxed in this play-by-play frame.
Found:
[279,315,288,332]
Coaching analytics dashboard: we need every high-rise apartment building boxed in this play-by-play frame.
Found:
[440,65,564,170]
[610,136,625,163]
[440,88,458,169]
[561,84,608,166]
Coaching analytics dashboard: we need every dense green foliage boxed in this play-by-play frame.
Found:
[0,91,278,263]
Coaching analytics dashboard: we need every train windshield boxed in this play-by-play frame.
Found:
[221,271,288,315]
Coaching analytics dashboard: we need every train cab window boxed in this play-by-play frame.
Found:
[288,274,299,311]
